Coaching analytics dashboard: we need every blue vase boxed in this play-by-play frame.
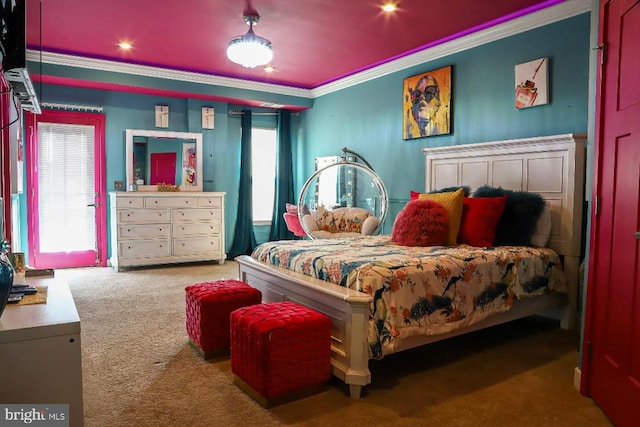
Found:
[0,252,15,318]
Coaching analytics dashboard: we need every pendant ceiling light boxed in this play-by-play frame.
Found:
[227,13,273,68]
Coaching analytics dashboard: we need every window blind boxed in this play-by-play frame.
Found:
[37,123,95,252]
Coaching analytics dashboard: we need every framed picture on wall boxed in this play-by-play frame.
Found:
[403,65,452,140]
[515,57,549,109]
[182,142,197,186]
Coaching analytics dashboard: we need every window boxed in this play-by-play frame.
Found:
[251,127,277,223]
[37,122,96,252]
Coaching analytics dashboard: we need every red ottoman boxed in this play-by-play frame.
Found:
[185,280,262,359]
[231,301,332,407]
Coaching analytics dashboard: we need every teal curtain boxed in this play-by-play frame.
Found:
[228,110,257,258]
[269,110,295,241]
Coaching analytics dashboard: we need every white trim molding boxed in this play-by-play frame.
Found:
[574,366,582,391]
[27,0,591,100]
[312,0,591,96]
[26,50,312,99]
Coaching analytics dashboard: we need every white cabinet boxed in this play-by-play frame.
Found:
[0,277,84,426]
[109,192,226,271]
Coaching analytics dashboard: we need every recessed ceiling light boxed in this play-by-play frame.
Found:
[264,65,275,73]
[381,2,398,12]
[118,41,133,50]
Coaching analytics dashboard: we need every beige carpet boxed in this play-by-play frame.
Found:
[58,262,612,427]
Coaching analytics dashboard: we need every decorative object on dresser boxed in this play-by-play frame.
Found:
[109,192,226,271]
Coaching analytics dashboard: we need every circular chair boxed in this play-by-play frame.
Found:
[297,149,388,239]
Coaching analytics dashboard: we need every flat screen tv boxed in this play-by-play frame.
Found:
[0,0,40,113]
[0,0,26,72]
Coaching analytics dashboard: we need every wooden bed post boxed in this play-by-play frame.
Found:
[237,255,373,398]
[332,296,371,399]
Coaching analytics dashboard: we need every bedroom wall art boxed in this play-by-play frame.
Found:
[403,65,452,140]
[515,57,549,109]
[182,142,197,186]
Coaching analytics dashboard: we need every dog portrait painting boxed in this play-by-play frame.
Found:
[403,65,452,140]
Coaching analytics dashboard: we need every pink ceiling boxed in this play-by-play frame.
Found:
[26,0,564,90]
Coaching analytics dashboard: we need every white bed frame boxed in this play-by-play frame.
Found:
[236,133,587,399]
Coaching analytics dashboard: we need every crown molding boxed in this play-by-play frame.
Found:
[27,0,591,101]
[311,0,592,97]
[26,50,313,99]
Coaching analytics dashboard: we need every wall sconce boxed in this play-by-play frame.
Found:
[202,107,214,129]
[155,105,169,128]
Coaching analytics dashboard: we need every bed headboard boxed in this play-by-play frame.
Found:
[422,133,587,259]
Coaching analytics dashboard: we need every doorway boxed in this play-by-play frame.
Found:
[150,152,177,185]
[582,1,640,426]
[25,110,107,268]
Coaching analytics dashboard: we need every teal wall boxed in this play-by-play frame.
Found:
[19,86,298,256]
[300,13,590,233]
[19,13,590,258]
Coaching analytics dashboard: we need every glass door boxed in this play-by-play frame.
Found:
[26,110,107,269]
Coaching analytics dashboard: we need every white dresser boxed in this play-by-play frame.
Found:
[109,192,226,271]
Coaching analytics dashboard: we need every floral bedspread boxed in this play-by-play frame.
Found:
[252,236,567,359]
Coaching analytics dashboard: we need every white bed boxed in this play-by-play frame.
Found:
[236,133,586,399]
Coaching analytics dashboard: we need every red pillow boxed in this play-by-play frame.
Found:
[409,190,421,200]
[458,196,508,247]
[285,203,298,215]
[392,199,449,247]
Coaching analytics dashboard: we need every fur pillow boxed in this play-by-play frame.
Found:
[415,188,464,246]
[392,199,449,247]
[472,186,546,246]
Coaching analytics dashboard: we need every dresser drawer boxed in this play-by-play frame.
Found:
[114,196,144,208]
[118,239,171,258]
[172,208,221,223]
[197,197,223,208]
[172,222,220,237]
[118,224,171,240]
[144,197,198,208]
[117,209,170,224]
[172,236,220,255]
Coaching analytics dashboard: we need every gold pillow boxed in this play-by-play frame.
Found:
[418,188,464,246]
